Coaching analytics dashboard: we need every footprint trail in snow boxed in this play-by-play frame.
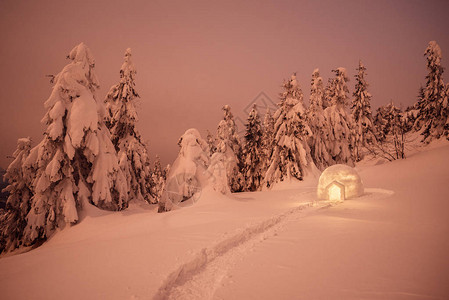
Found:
[154,188,393,300]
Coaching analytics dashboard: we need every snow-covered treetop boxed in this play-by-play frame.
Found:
[309,68,324,111]
[178,128,209,154]
[335,67,348,80]
[120,48,136,82]
[5,137,32,176]
[69,42,95,66]
[290,74,298,86]
[422,40,446,106]
[46,42,99,107]
[425,41,442,66]
[354,60,370,94]
[176,128,209,169]
[357,60,366,71]
[222,105,233,121]
[42,43,100,146]
[66,42,99,92]
[104,47,140,133]
[16,137,32,150]
[280,72,303,106]
[248,104,258,119]
[330,67,350,106]
[219,105,239,141]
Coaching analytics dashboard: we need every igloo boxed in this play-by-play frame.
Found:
[317,164,364,201]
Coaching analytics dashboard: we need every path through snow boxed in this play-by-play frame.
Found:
[155,189,393,300]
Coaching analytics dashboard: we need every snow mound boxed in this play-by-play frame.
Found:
[317,164,364,200]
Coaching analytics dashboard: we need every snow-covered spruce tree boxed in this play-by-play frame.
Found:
[265,73,316,187]
[243,105,264,191]
[351,60,377,161]
[307,69,331,170]
[158,129,209,212]
[216,105,245,192]
[104,48,153,203]
[414,41,448,142]
[261,109,275,177]
[323,68,354,166]
[0,138,33,253]
[18,43,128,248]
[150,155,165,203]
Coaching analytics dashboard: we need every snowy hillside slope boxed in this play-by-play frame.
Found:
[214,141,449,300]
[0,142,448,300]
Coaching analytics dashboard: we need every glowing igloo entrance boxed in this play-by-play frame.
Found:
[317,164,364,201]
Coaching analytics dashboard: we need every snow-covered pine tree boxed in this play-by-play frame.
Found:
[104,48,153,203]
[323,68,354,166]
[414,41,448,142]
[16,43,128,248]
[104,49,138,130]
[243,105,264,191]
[216,105,245,192]
[0,138,33,253]
[150,155,165,203]
[265,73,316,187]
[158,129,209,212]
[261,109,275,176]
[351,60,377,161]
[307,69,331,170]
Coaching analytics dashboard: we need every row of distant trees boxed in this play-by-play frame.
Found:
[204,40,448,194]
[1,41,448,254]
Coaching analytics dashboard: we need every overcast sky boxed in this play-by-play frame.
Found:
[1,0,448,169]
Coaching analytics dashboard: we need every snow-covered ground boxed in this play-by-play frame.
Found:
[1,141,448,300]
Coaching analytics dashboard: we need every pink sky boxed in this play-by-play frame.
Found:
[1,0,448,168]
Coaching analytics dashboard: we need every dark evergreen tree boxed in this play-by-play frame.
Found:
[104,48,153,203]
[307,69,331,170]
[0,138,33,253]
[351,60,376,161]
[216,105,245,192]
[261,109,275,176]
[243,105,264,191]
[150,155,165,203]
[414,41,448,142]
[323,68,354,166]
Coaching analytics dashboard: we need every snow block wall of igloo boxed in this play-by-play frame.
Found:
[317,164,364,200]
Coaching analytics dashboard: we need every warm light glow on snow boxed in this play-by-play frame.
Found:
[328,183,344,201]
[317,164,364,200]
